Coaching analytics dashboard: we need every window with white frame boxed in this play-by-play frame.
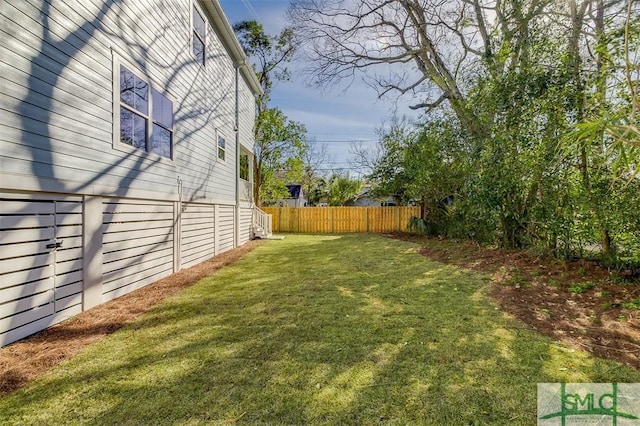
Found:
[192,3,206,65]
[217,135,226,161]
[118,64,173,159]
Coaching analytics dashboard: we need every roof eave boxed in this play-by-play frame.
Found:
[201,0,263,96]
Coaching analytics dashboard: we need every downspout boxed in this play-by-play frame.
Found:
[234,64,240,248]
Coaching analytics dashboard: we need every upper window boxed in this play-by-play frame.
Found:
[239,153,249,180]
[217,135,226,161]
[119,65,173,159]
[192,4,206,65]
[151,88,173,158]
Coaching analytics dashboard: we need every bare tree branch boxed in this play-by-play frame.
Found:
[409,92,448,110]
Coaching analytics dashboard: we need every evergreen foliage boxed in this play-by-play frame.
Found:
[291,0,640,263]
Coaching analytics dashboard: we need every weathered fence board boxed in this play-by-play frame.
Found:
[262,206,420,234]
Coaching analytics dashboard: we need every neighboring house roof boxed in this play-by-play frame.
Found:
[356,187,373,198]
[354,187,393,201]
[346,186,396,206]
[286,184,303,199]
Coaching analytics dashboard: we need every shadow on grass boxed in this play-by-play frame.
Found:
[1,234,639,424]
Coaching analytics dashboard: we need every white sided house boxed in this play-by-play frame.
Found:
[0,0,272,347]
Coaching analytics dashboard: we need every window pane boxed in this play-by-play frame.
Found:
[218,136,225,160]
[120,107,134,145]
[120,65,148,115]
[193,7,205,39]
[133,113,147,150]
[121,108,147,150]
[134,75,149,115]
[152,88,173,129]
[162,97,173,128]
[193,33,204,65]
[120,66,135,108]
[151,124,172,158]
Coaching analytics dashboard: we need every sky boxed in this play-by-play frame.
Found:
[218,0,419,178]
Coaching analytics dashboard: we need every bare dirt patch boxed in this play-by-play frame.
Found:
[0,240,264,396]
[388,233,640,370]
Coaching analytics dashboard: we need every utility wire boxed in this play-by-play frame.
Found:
[306,140,378,143]
[239,0,260,21]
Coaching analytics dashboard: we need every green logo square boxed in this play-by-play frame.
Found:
[538,383,640,425]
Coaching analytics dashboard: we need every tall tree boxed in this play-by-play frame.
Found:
[287,0,552,140]
[301,140,333,205]
[233,20,307,205]
[327,174,362,206]
[234,20,297,114]
[290,0,640,257]
[254,108,307,204]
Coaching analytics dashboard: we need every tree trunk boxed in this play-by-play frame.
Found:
[569,0,615,257]
[253,161,262,207]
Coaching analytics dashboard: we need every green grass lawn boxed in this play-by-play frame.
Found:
[1,234,639,425]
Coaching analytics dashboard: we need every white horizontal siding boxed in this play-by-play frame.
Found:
[239,207,252,245]
[1,265,54,290]
[3,66,111,124]
[0,0,261,345]
[1,0,247,203]
[103,219,175,234]
[101,198,174,301]
[53,198,84,319]
[0,196,83,346]
[0,191,256,346]
[238,78,256,153]
[0,308,57,348]
[0,138,178,198]
[180,203,215,268]
[4,1,112,78]
[217,205,234,253]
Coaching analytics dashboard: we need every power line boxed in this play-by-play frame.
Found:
[309,132,378,135]
[323,162,356,165]
[239,0,260,21]
[275,167,370,172]
[307,139,378,143]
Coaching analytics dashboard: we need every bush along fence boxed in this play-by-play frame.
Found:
[261,206,421,234]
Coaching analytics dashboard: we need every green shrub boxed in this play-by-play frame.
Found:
[568,281,596,294]
[622,299,640,310]
[407,217,431,235]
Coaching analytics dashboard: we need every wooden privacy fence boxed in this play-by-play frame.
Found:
[261,206,421,233]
